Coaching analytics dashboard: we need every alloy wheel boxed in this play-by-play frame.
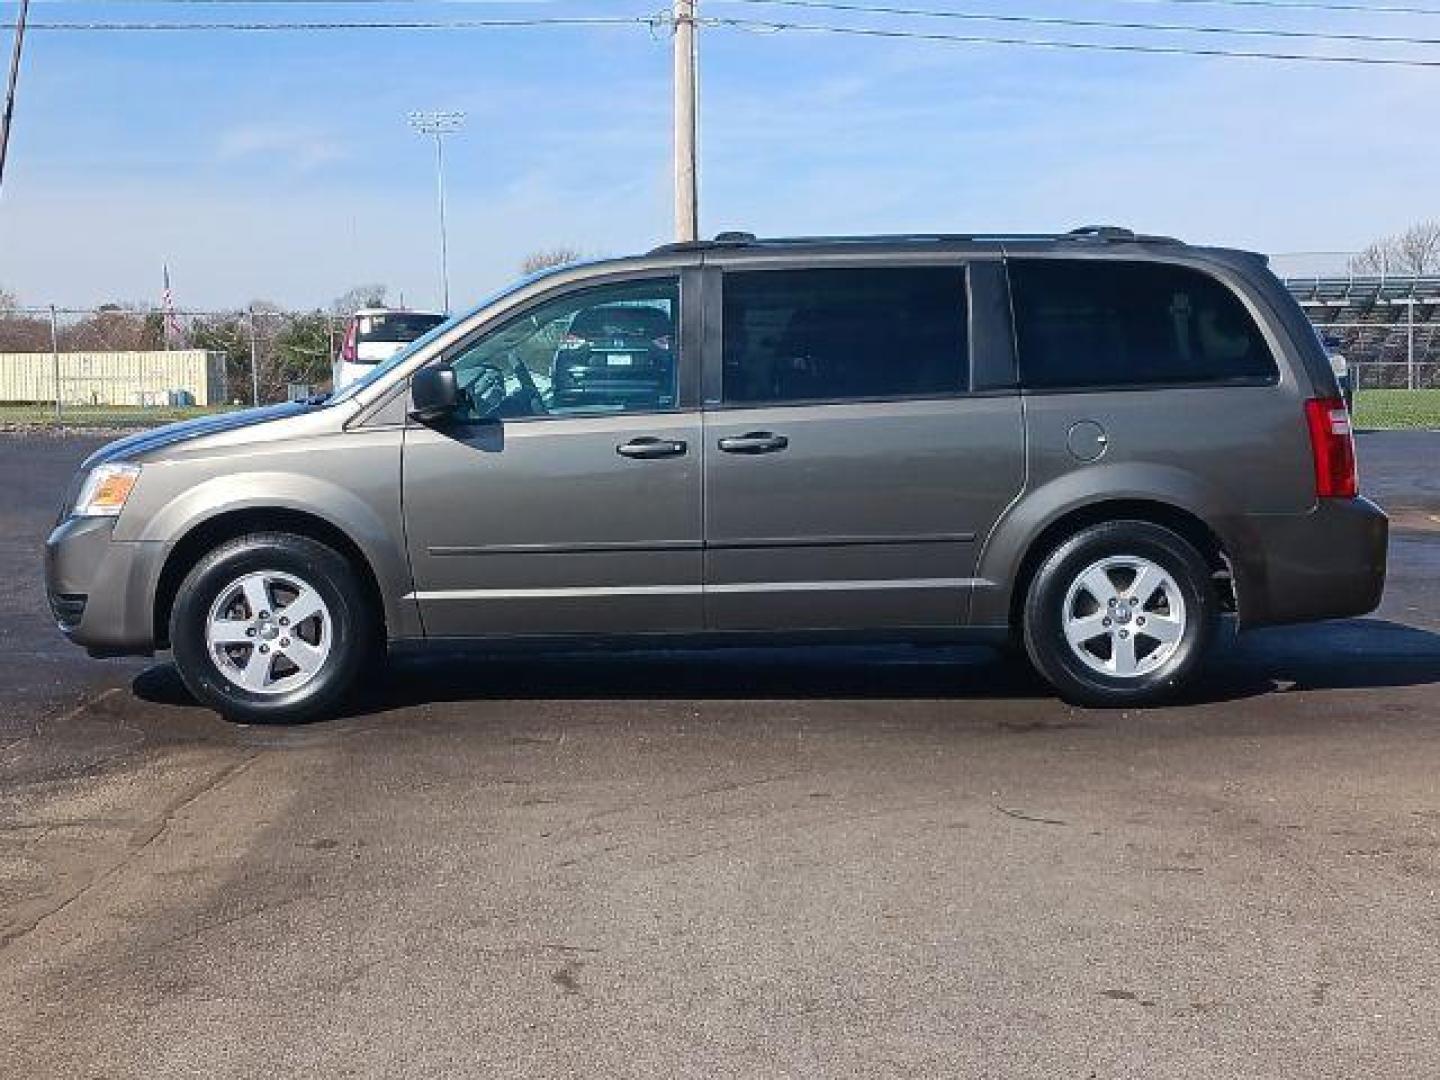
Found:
[1060,555,1187,679]
[204,570,333,695]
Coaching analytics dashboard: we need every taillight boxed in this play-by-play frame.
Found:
[1304,397,1358,499]
[340,321,357,364]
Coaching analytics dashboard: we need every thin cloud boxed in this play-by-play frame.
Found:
[215,125,347,174]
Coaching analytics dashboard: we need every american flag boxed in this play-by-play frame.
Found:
[162,264,185,349]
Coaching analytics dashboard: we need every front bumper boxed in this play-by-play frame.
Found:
[1233,496,1388,629]
[45,516,165,656]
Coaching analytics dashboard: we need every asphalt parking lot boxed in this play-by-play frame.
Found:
[3,430,1439,1078]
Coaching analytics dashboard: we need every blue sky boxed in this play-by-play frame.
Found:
[0,0,1437,309]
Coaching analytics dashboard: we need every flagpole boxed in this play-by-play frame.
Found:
[162,263,181,352]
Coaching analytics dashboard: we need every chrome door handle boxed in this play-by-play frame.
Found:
[617,437,687,459]
[717,432,789,455]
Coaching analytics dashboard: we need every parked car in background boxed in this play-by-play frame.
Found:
[46,228,1387,724]
[333,308,446,390]
[1322,334,1354,413]
[549,301,676,412]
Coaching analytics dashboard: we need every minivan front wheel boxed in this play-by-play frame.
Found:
[1022,521,1218,707]
[170,532,374,724]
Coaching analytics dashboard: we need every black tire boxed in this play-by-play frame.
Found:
[169,532,376,724]
[1021,520,1218,708]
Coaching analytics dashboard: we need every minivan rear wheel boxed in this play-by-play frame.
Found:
[1022,521,1218,707]
[170,532,375,724]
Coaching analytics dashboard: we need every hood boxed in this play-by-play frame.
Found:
[81,402,312,470]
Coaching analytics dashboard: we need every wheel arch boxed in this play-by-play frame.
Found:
[1003,499,1233,632]
[973,463,1245,632]
[153,507,390,649]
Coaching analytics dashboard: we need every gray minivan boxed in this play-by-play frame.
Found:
[46,229,1388,723]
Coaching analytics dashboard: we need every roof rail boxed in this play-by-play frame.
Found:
[1068,225,1135,240]
[647,227,1182,256]
[648,231,758,256]
[1066,225,1183,245]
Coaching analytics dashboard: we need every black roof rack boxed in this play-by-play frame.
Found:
[1067,225,1183,244]
[647,227,1181,256]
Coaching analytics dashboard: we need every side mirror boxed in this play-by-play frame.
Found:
[410,364,458,422]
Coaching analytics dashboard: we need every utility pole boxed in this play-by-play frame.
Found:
[408,110,466,314]
[247,307,260,407]
[1405,297,1416,391]
[49,302,61,422]
[673,0,698,242]
[0,0,31,198]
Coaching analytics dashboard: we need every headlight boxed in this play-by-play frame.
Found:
[72,462,141,518]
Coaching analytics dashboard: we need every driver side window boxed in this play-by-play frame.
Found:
[447,278,681,422]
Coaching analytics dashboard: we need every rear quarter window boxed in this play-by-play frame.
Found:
[357,312,447,344]
[1009,259,1278,391]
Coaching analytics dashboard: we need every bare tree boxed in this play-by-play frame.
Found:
[331,283,389,315]
[520,247,583,276]
[0,287,47,351]
[1350,220,1440,275]
[64,303,161,352]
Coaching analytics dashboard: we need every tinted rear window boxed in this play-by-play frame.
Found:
[722,267,968,405]
[356,312,446,344]
[570,305,672,339]
[1009,260,1277,390]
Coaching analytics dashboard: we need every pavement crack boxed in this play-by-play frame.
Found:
[692,771,807,798]
[994,804,1069,827]
[0,687,125,766]
[0,748,262,951]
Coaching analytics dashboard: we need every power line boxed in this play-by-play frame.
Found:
[20,5,1440,67]
[725,0,1440,46]
[1115,0,1440,16]
[701,14,1440,65]
[66,0,1440,13]
[48,0,1440,13]
[26,16,658,33]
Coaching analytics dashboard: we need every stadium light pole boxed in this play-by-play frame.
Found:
[0,0,31,199]
[408,110,466,313]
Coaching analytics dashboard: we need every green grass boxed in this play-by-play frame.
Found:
[1353,389,1440,431]
[0,404,238,430]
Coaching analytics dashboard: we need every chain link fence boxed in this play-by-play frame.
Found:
[2,290,1438,430]
[1286,276,1440,391]
[0,305,346,427]
[1309,321,1440,391]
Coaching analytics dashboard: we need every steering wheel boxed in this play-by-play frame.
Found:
[511,355,546,413]
[455,362,506,414]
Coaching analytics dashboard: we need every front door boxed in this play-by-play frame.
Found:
[703,263,1025,630]
[403,274,703,637]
